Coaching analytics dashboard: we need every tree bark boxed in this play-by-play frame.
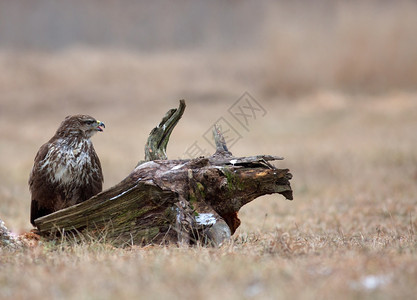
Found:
[34,100,293,247]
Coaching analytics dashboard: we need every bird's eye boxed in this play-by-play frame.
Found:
[84,120,95,125]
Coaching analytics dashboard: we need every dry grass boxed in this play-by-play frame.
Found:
[1,2,417,298]
[0,52,416,298]
[263,1,417,94]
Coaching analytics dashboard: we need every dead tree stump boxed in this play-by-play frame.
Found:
[34,100,293,246]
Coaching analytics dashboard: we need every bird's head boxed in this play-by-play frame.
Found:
[57,115,105,139]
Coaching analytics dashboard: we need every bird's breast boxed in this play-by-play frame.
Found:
[43,140,94,185]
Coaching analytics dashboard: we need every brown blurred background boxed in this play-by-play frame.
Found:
[0,0,416,232]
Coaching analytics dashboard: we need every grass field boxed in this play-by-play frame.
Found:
[0,50,416,299]
[1,1,417,299]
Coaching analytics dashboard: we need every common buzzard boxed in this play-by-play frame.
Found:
[29,115,105,226]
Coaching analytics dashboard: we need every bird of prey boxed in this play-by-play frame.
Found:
[29,115,105,226]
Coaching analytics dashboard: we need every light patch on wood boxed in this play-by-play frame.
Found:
[255,171,268,177]
[171,164,185,171]
[109,185,138,201]
[134,161,159,172]
[195,213,217,225]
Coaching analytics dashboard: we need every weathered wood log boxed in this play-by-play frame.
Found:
[34,100,293,246]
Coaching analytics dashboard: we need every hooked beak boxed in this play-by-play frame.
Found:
[96,120,105,132]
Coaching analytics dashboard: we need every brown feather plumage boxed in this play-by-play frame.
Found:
[29,115,105,226]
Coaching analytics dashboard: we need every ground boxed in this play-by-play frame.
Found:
[0,47,416,299]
